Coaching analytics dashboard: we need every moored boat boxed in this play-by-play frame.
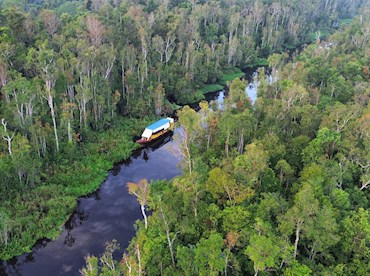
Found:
[136,117,175,144]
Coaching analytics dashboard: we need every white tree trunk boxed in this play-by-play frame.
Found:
[225,251,229,276]
[48,95,59,152]
[1,118,14,156]
[136,244,142,276]
[141,204,148,229]
[293,221,302,259]
[67,121,72,143]
[161,208,176,268]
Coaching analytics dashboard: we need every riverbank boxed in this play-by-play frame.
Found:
[0,64,253,261]
[0,66,244,260]
[0,64,254,261]
[183,67,246,105]
[1,124,182,275]
[0,117,154,260]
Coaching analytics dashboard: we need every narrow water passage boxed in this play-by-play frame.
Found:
[1,69,262,276]
[1,133,181,276]
[246,71,258,104]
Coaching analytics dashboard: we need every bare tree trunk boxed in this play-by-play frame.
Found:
[67,84,74,102]
[309,243,316,261]
[67,121,72,142]
[92,83,98,124]
[77,93,88,128]
[47,95,59,152]
[136,244,142,276]
[225,131,230,158]
[82,96,87,128]
[185,140,192,174]
[1,118,14,156]
[360,180,370,191]
[293,221,302,259]
[141,204,148,229]
[225,251,229,276]
[13,91,26,126]
[4,136,13,156]
[122,254,132,276]
[121,59,125,99]
[237,129,244,154]
[164,34,174,64]
[42,136,47,156]
[207,133,211,150]
[160,208,176,268]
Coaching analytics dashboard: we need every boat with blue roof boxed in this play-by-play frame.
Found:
[136,117,175,144]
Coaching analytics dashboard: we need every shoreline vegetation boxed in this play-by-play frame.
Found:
[0,64,247,260]
[0,0,368,274]
[0,56,255,260]
[194,67,245,104]
[84,15,369,276]
[0,65,245,260]
[0,118,153,260]
[0,61,249,260]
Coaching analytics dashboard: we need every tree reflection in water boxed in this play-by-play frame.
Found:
[64,205,89,246]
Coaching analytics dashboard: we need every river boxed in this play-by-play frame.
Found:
[0,70,261,275]
[0,134,181,276]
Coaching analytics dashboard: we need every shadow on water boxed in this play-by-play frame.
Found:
[0,67,263,275]
[112,131,174,176]
[0,132,181,276]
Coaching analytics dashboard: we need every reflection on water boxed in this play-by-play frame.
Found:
[244,68,274,105]
[64,231,75,247]
[63,205,90,247]
[143,150,149,161]
[146,132,173,152]
[0,69,263,275]
[246,71,258,104]
[0,133,181,276]
[201,69,266,108]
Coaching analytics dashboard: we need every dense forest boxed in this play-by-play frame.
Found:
[0,0,369,275]
[82,6,370,276]
[84,14,370,276]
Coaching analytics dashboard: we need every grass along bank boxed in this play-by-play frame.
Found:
[0,117,153,260]
[191,67,245,104]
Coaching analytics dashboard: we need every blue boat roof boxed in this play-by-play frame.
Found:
[146,118,170,130]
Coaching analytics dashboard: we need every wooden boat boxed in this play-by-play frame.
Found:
[136,117,175,145]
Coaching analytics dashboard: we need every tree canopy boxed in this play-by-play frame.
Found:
[0,1,368,275]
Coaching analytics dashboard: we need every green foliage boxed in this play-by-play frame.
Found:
[233,143,268,187]
[55,1,84,15]
[245,234,280,274]
[0,1,369,275]
[302,128,341,164]
[220,68,244,86]
[194,232,225,276]
[221,206,250,233]
[197,84,224,95]
[119,13,369,276]
[177,245,196,275]
[283,260,311,276]
[120,11,370,275]
[248,58,269,68]
[0,118,140,259]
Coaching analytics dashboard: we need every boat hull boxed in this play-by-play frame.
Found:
[136,123,174,145]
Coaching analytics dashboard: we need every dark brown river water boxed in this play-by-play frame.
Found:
[0,69,261,275]
[0,133,181,276]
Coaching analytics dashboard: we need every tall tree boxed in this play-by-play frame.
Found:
[127,179,150,229]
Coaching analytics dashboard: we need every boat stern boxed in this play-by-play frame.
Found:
[136,138,149,144]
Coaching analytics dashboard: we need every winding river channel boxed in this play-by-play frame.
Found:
[0,69,260,275]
